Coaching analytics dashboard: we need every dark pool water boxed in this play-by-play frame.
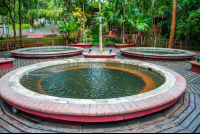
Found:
[20,63,165,99]
[129,50,186,54]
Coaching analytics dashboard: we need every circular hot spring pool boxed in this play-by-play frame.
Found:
[120,47,196,61]
[0,59,186,123]
[11,46,83,59]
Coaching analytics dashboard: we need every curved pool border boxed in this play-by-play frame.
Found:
[120,47,196,61]
[0,58,186,123]
[11,46,83,59]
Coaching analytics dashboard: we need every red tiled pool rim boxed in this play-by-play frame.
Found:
[120,47,196,61]
[10,46,83,59]
[0,59,186,123]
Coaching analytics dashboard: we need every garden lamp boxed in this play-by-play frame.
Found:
[89,49,92,54]
[109,49,112,54]
[3,54,7,60]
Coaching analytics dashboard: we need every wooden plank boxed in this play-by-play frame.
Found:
[187,75,200,84]
[195,126,200,133]
[193,84,200,93]
[187,84,199,94]
[169,92,190,121]
[17,112,42,124]
[161,125,185,133]
[0,119,22,133]
[164,93,184,118]
[185,113,200,133]
[0,127,9,133]
[186,85,194,94]
[135,119,177,133]
[190,84,200,94]
[195,94,200,109]
[174,93,195,125]
[0,98,80,133]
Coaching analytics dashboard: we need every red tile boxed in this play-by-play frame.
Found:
[74,105,84,116]
[132,100,146,111]
[89,105,97,116]
[46,103,59,113]
[29,101,44,110]
[115,103,126,114]
[96,105,104,116]
[40,103,53,113]
[121,102,134,113]
[66,104,77,115]
[128,102,140,112]
[34,101,49,111]
[59,104,70,115]
[109,104,119,115]
[102,105,112,115]
[53,104,65,114]
[81,105,90,116]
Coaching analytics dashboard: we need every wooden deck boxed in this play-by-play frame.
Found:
[0,49,199,133]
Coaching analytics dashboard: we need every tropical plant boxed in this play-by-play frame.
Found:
[57,20,77,39]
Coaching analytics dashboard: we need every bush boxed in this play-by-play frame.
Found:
[107,37,119,43]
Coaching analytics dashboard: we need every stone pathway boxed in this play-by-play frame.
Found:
[0,47,199,133]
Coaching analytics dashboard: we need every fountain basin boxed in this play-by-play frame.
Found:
[69,43,92,48]
[190,61,200,73]
[0,59,186,123]
[120,47,196,61]
[115,43,135,49]
[0,58,15,70]
[11,46,83,59]
[83,52,117,59]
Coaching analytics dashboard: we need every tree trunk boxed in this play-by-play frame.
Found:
[99,0,103,52]
[3,0,16,40]
[83,2,85,43]
[168,0,177,48]
[122,6,125,44]
[3,16,6,35]
[19,0,22,41]
[152,0,155,8]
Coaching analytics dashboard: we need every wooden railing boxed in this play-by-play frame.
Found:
[136,38,200,51]
[0,38,68,52]
[0,38,199,52]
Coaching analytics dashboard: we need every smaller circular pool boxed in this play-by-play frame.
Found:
[11,46,83,59]
[120,47,196,61]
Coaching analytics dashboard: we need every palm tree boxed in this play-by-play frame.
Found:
[58,20,77,45]
[168,0,177,48]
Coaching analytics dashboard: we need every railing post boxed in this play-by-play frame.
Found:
[52,39,54,46]
[165,40,168,48]
[37,39,39,44]
[151,38,153,47]
[180,40,182,49]
[6,41,9,51]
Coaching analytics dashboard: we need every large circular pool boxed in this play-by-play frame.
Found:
[0,59,186,123]
[120,47,196,61]
[21,63,165,99]
[11,46,83,59]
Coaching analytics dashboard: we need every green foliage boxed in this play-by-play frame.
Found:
[9,24,30,30]
[58,20,77,38]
